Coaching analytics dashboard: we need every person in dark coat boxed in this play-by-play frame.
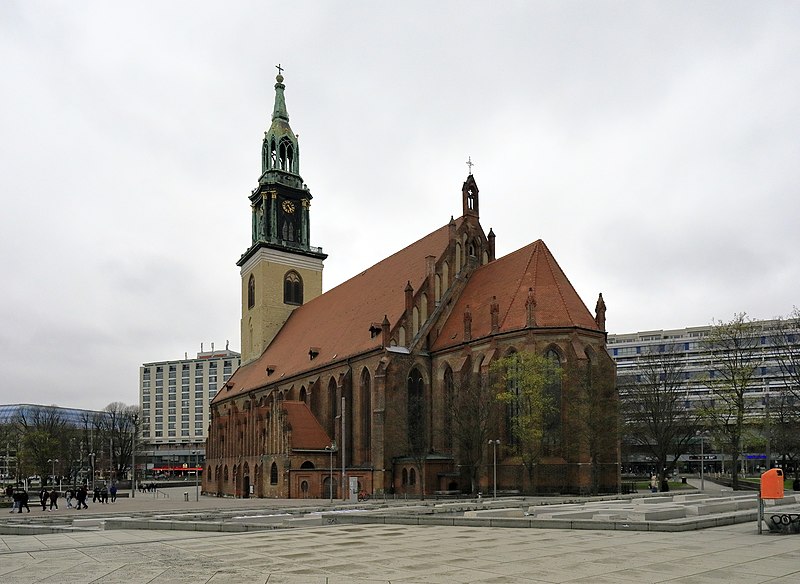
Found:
[40,487,48,511]
[17,490,31,513]
[110,483,117,502]
[76,485,88,509]
[49,488,59,510]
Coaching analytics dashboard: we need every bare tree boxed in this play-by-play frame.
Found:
[573,357,620,494]
[98,402,139,480]
[765,312,800,479]
[14,406,69,483]
[770,308,800,404]
[702,313,760,490]
[446,370,500,494]
[620,344,699,490]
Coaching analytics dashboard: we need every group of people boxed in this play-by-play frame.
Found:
[91,483,117,503]
[5,482,119,513]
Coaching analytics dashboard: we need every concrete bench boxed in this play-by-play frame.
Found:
[464,508,523,518]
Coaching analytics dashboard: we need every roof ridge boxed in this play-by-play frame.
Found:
[498,240,540,329]
[539,241,576,326]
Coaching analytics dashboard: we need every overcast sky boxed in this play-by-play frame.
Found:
[1,1,798,410]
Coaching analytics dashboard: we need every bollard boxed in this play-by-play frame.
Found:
[184,492,189,502]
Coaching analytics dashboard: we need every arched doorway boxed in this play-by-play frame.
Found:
[322,476,338,499]
[243,462,250,498]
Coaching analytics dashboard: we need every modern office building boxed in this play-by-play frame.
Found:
[139,345,240,475]
[608,319,799,471]
[0,403,111,483]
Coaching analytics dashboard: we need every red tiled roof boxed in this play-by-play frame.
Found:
[432,239,599,351]
[215,219,461,401]
[282,401,331,450]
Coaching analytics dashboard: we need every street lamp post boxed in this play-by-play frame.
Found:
[191,450,199,501]
[324,442,336,503]
[764,388,771,470]
[488,440,500,498]
[696,431,709,491]
[47,458,59,489]
[89,452,95,490]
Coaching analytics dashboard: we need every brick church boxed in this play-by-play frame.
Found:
[203,72,619,499]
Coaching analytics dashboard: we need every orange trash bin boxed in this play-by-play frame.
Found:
[760,468,784,499]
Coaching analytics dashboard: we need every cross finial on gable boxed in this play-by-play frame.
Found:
[276,63,284,76]
[466,156,474,175]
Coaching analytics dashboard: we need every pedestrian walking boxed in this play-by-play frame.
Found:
[101,484,109,504]
[40,487,49,511]
[93,485,100,503]
[65,488,74,509]
[110,483,117,503]
[17,490,30,513]
[76,485,88,509]
[49,488,59,510]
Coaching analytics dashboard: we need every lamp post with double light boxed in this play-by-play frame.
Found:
[696,430,710,491]
[47,458,59,489]
[89,453,95,490]
[191,450,199,501]
[488,440,500,498]
[324,442,336,503]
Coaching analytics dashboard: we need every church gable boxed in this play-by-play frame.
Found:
[432,239,599,351]
[282,401,331,450]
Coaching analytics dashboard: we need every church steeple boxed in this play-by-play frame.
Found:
[238,67,326,365]
[261,68,301,184]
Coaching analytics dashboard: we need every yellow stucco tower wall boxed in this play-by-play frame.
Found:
[240,246,323,364]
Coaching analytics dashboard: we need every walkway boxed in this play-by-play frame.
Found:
[1,487,799,582]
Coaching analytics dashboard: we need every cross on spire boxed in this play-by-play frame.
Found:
[276,63,284,76]
[466,156,474,175]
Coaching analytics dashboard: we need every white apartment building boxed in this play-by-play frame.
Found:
[139,344,240,475]
[608,319,798,471]
[608,320,795,408]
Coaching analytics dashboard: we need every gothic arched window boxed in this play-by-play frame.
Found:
[505,350,520,446]
[247,274,255,309]
[284,271,303,305]
[407,368,426,453]
[360,368,372,463]
[279,137,294,172]
[443,365,454,450]
[543,348,563,456]
[270,462,278,485]
[282,219,295,242]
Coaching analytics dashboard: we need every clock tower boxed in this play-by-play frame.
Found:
[237,70,327,364]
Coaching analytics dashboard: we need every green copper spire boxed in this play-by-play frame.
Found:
[272,70,289,123]
[261,66,301,181]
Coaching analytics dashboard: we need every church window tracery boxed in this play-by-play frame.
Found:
[284,271,303,305]
[407,368,426,453]
[247,274,255,309]
[279,137,294,172]
[543,348,563,456]
[443,365,454,450]
[360,368,372,463]
[270,462,278,485]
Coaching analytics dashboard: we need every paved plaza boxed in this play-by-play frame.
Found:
[0,485,799,583]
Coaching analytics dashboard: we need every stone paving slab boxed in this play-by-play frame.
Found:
[0,521,799,583]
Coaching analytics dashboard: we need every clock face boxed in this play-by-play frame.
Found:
[282,200,296,214]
